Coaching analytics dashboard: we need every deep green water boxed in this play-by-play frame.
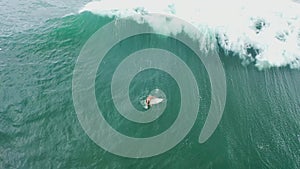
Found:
[0,5,300,169]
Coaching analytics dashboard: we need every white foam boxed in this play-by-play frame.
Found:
[80,0,300,69]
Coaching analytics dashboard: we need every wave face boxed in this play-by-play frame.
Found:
[80,0,300,69]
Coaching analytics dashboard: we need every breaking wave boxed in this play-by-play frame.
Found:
[80,0,300,69]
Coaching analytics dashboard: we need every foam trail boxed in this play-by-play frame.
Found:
[80,0,300,69]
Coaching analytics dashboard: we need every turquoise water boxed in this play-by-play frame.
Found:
[1,2,300,169]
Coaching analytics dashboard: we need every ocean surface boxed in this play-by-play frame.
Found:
[1,0,300,168]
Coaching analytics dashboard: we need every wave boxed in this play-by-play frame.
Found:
[79,0,300,69]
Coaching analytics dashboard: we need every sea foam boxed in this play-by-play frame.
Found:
[80,0,300,69]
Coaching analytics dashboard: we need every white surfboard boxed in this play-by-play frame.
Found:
[149,98,164,105]
[143,97,164,109]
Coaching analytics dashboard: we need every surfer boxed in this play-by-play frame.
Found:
[145,95,154,108]
[145,94,163,109]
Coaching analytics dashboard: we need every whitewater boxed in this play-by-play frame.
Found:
[80,0,300,69]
